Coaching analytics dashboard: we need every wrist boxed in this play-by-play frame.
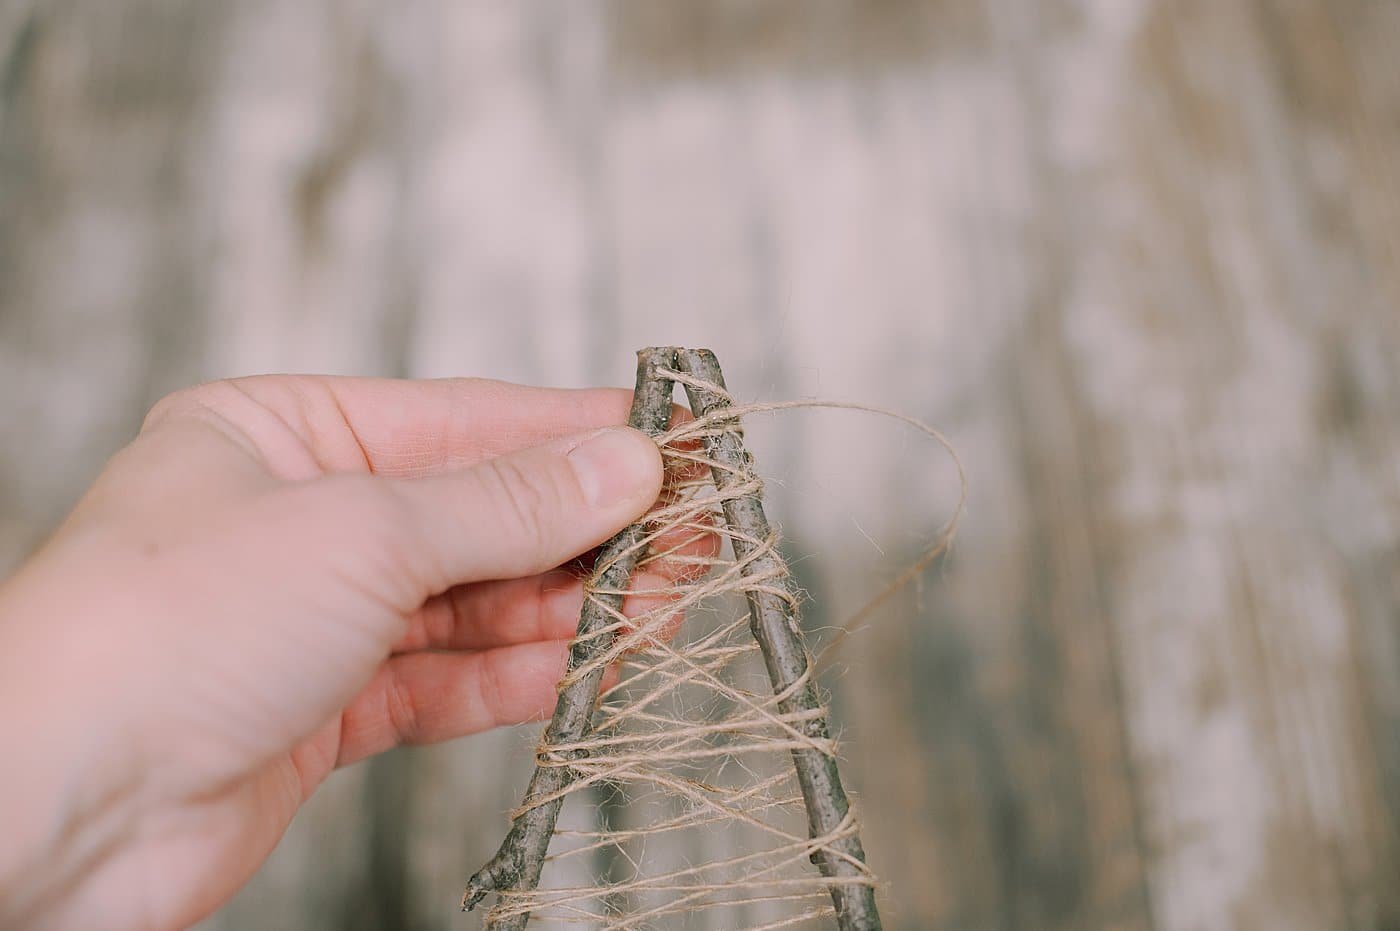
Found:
[0,556,146,928]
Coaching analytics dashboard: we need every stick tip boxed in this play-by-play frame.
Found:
[637,346,680,362]
[461,869,498,912]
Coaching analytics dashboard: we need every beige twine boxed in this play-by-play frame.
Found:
[484,369,965,928]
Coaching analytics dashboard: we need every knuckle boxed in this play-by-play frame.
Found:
[140,375,305,434]
[384,669,422,745]
[476,653,507,727]
[139,378,261,433]
[421,593,460,650]
[482,456,561,553]
[140,384,210,432]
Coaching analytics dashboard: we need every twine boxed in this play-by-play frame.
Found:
[482,372,965,928]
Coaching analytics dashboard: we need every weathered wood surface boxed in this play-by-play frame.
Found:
[2,2,1398,928]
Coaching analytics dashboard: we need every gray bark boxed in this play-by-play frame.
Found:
[675,348,881,931]
[461,348,678,929]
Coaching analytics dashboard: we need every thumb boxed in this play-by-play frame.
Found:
[374,425,663,601]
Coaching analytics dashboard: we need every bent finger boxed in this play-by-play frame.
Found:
[336,641,567,765]
[335,641,621,766]
[149,374,691,478]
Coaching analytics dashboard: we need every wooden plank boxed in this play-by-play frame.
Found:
[2,1,1397,929]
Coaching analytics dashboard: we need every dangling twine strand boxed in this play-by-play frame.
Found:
[667,346,882,930]
[463,347,965,929]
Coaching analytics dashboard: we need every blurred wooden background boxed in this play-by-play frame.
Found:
[3,1,1399,928]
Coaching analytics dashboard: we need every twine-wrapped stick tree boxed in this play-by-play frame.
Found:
[462,347,881,930]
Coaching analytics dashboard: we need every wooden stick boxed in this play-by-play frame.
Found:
[674,348,882,931]
[461,347,679,929]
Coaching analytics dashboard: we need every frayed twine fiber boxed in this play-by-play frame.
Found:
[477,360,964,929]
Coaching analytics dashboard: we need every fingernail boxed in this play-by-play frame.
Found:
[568,427,659,508]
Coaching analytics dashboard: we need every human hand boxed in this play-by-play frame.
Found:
[0,375,692,931]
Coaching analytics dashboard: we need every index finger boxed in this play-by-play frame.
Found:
[197,375,689,477]
[321,377,642,475]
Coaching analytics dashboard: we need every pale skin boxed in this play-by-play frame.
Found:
[0,375,707,931]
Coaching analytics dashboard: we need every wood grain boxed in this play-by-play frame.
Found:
[1,1,1397,928]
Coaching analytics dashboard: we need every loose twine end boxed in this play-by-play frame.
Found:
[464,353,963,930]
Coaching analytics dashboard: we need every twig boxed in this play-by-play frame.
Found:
[461,347,679,929]
[673,348,882,931]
